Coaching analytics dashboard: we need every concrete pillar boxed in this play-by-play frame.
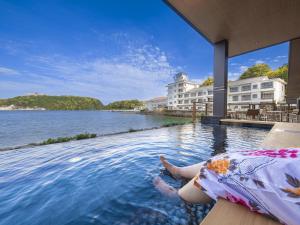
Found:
[213,40,228,118]
[287,38,300,104]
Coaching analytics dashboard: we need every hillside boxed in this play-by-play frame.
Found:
[0,95,103,110]
[104,100,144,110]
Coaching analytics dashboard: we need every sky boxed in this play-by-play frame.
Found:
[0,0,289,104]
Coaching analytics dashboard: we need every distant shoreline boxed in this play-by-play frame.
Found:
[0,109,139,111]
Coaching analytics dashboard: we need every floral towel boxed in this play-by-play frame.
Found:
[194,149,300,225]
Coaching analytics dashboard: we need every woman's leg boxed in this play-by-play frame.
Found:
[160,156,203,179]
[153,176,212,204]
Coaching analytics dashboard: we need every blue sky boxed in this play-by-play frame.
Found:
[0,0,288,104]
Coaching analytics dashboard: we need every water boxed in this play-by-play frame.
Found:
[0,123,269,225]
[0,111,190,149]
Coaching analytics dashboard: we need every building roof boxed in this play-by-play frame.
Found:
[228,76,287,85]
[165,0,300,57]
[146,96,167,103]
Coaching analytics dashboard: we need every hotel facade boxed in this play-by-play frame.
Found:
[167,73,286,111]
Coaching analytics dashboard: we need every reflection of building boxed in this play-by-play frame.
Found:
[167,73,286,111]
[145,96,167,111]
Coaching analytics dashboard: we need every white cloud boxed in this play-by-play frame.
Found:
[239,65,248,72]
[0,67,20,75]
[255,60,265,64]
[228,72,240,81]
[1,44,178,104]
[276,55,287,59]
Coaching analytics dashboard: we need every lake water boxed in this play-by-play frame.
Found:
[0,123,269,225]
[0,111,190,149]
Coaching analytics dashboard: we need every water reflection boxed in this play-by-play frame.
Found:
[211,125,228,156]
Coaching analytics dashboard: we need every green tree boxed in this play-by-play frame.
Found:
[267,64,288,82]
[200,77,214,86]
[240,64,271,79]
[0,95,103,110]
[104,100,144,110]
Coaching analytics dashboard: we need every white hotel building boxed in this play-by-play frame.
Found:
[167,73,286,111]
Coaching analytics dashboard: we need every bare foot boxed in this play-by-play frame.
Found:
[153,176,178,198]
[160,155,181,178]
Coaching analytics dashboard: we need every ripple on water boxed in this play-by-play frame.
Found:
[0,124,269,225]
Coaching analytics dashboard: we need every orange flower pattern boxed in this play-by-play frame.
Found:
[206,159,230,174]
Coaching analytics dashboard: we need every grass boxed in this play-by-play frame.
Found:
[40,133,97,145]
[161,117,193,127]
[38,117,193,146]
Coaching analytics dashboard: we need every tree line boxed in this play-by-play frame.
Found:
[199,63,288,87]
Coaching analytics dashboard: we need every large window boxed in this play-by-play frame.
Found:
[191,92,196,97]
[207,90,213,95]
[178,100,182,104]
[230,87,239,92]
[261,91,274,99]
[252,94,258,99]
[184,94,189,98]
[241,94,251,101]
[198,91,203,96]
[178,89,183,92]
[178,94,182,98]
[232,95,239,101]
[252,84,258,89]
[241,84,251,91]
[184,100,189,104]
[261,82,273,89]
[178,83,184,87]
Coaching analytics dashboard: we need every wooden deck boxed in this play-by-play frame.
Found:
[200,122,300,225]
[220,119,275,128]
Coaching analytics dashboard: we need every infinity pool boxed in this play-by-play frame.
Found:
[0,124,269,225]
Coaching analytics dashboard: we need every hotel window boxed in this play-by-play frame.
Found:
[207,90,213,95]
[178,83,184,87]
[261,82,273,89]
[252,94,258,99]
[178,94,182,98]
[241,84,251,91]
[253,84,258,89]
[207,97,213,102]
[191,92,196,97]
[198,92,203,96]
[261,92,274,99]
[241,94,251,101]
[184,100,189,104]
[198,98,204,103]
[178,100,182,104]
[232,95,239,101]
[185,107,189,109]
[230,87,239,92]
[179,107,182,109]
[178,89,183,92]
[184,94,189,98]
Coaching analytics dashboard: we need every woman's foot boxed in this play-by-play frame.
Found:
[153,176,178,198]
[160,155,181,178]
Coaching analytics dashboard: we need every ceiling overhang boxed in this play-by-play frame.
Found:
[165,0,300,57]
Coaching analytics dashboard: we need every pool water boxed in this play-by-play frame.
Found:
[0,124,269,225]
